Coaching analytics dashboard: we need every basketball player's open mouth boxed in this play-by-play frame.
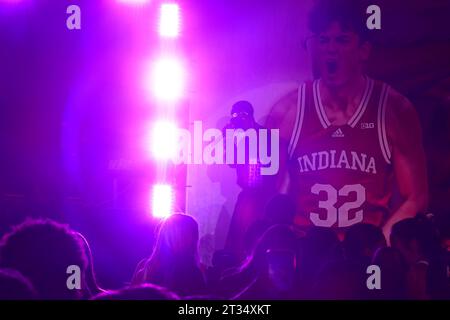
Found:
[326,60,338,74]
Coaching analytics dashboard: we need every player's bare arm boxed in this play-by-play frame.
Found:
[383,89,429,239]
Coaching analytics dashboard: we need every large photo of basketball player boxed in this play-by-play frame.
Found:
[266,0,428,241]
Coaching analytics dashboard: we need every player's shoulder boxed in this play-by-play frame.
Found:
[382,83,416,116]
[265,85,302,141]
[265,81,311,125]
[380,82,422,140]
[266,88,298,124]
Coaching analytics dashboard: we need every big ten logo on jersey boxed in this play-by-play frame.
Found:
[360,122,375,129]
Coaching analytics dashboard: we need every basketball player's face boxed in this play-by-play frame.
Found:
[313,22,370,88]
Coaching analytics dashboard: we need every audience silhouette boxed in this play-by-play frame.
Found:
[0,203,448,300]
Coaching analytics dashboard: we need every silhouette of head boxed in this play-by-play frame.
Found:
[251,224,298,269]
[230,101,255,129]
[371,247,408,299]
[343,223,386,261]
[0,268,37,300]
[156,213,199,258]
[0,219,87,299]
[391,215,440,265]
[134,214,205,296]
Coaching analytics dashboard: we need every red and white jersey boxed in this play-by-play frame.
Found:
[287,77,394,229]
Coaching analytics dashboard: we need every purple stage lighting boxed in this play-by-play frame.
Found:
[116,0,149,5]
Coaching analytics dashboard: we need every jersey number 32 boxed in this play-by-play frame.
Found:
[310,183,365,227]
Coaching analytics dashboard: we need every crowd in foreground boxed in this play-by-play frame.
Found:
[0,195,449,300]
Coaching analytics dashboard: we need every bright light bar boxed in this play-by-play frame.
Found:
[151,184,173,218]
[149,120,178,160]
[159,3,180,38]
[146,57,185,102]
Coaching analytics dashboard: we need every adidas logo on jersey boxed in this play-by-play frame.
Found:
[332,128,345,138]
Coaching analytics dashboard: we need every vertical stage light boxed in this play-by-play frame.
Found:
[147,57,185,103]
[148,2,186,217]
[151,184,173,218]
[159,3,180,38]
[149,120,178,160]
